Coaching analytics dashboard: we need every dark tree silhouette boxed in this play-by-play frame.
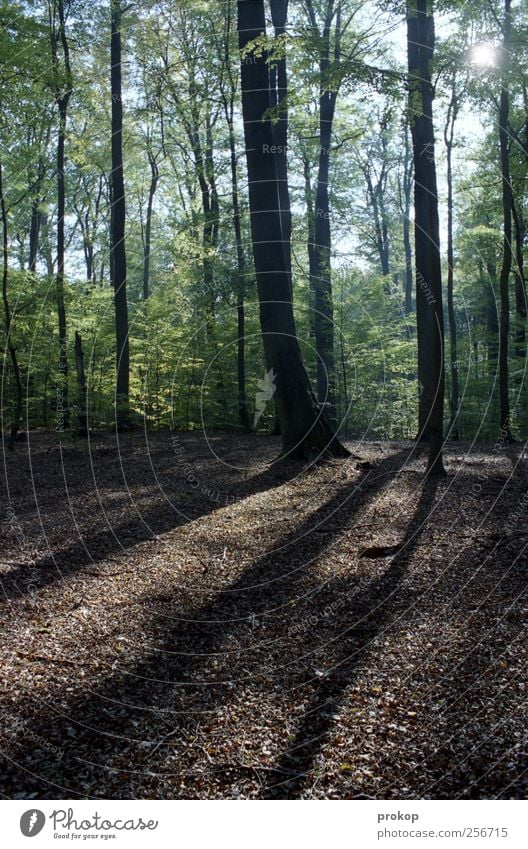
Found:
[237,0,348,459]
[406,0,446,474]
[110,0,130,429]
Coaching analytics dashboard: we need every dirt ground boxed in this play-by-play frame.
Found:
[0,430,527,799]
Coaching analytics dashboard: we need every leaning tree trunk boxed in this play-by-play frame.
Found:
[237,0,348,460]
[110,0,130,429]
[0,162,23,449]
[406,0,446,475]
[498,0,513,440]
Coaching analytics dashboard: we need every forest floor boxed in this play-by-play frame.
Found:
[0,430,527,800]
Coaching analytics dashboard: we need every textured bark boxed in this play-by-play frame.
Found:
[237,0,348,459]
[110,0,130,429]
[406,0,445,474]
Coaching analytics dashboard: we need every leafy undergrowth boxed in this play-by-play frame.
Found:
[0,430,527,799]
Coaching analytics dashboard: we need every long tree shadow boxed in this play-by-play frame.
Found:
[407,472,528,800]
[1,436,329,604]
[260,476,442,798]
[1,447,419,798]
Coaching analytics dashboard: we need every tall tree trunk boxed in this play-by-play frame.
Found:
[56,99,69,430]
[269,0,292,296]
[512,195,526,360]
[444,81,459,439]
[50,0,72,431]
[143,148,159,301]
[304,0,340,427]
[226,103,251,431]
[401,122,413,315]
[366,170,390,278]
[220,3,250,431]
[485,258,499,377]
[237,0,348,459]
[406,0,446,474]
[0,162,23,449]
[110,0,130,429]
[498,0,513,440]
[74,331,88,436]
[29,196,41,273]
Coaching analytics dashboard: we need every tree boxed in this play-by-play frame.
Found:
[49,0,73,431]
[444,73,460,439]
[110,0,130,429]
[406,0,445,474]
[497,0,513,440]
[237,0,348,459]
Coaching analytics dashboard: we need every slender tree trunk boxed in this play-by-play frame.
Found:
[406,0,446,474]
[444,83,459,439]
[498,0,513,440]
[110,0,130,429]
[74,331,88,436]
[485,258,499,376]
[0,162,23,449]
[56,98,69,430]
[226,102,250,431]
[304,0,341,428]
[237,0,348,459]
[313,90,337,425]
[366,170,390,278]
[269,0,292,295]
[512,195,526,360]
[143,148,159,301]
[50,0,72,431]
[29,196,41,273]
[402,126,413,315]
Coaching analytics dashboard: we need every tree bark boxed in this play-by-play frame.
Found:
[512,194,526,360]
[399,122,413,316]
[406,0,446,474]
[50,0,72,431]
[143,147,159,300]
[110,0,130,429]
[269,0,292,296]
[0,162,23,450]
[498,0,513,440]
[304,0,340,427]
[444,81,459,439]
[74,331,88,436]
[237,0,348,460]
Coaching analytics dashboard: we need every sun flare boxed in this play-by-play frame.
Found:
[470,42,498,67]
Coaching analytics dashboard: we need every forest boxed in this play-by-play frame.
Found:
[1,0,528,802]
